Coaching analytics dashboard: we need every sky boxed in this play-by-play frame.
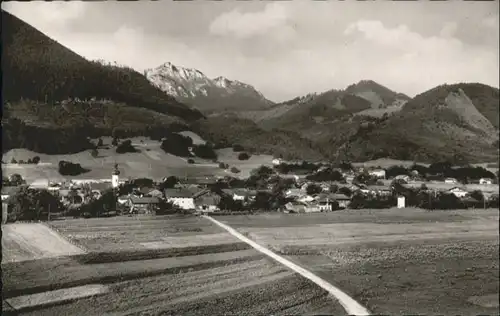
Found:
[3,1,499,102]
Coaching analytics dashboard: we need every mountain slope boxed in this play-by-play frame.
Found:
[191,114,325,161]
[145,62,274,113]
[326,83,499,163]
[238,82,498,163]
[345,80,411,109]
[1,9,201,154]
[1,10,202,121]
[238,80,410,125]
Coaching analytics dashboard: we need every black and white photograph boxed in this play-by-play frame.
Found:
[1,0,499,315]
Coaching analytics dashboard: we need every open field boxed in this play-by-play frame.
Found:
[5,284,109,311]
[1,223,85,264]
[216,147,274,178]
[220,208,500,315]
[2,215,346,315]
[2,134,274,183]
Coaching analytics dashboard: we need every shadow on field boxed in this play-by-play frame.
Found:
[74,242,251,264]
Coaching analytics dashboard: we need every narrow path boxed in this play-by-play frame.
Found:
[203,215,371,316]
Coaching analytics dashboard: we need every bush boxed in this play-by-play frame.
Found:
[232,144,244,152]
[329,184,339,193]
[97,138,104,147]
[306,184,322,195]
[58,160,89,176]
[32,156,40,164]
[193,144,217,160]
[161,134,193,157]
[116,139,138,154]
[8,173,25,186]
[338,161,353,171]
[159,176,178,190]
[6,187,62,222]
[386,165,410,179]
[470,190,484,202]
[187,159,195,164]
[10,158,17,164]
[238,152,250,160]
[219,162,229,169]
[90,148,99,158]
[79,189,117,218]
[132,178,154,188]
[338,187,352,197]
[349,192,396,209]
[307,168,344,182]
[230,167,240,173]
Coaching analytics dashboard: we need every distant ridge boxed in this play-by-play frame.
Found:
[145,62,274,113]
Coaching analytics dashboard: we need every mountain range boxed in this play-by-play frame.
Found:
[2,9,499,163]
[144,63,273,113]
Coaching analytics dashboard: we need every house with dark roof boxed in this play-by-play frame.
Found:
[194,190,221,213]
[315,193,351,210]
[128,196,161,214]
[164,188,195,210]
[135,187,164,198]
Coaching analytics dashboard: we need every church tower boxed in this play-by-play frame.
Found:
[112,164,120,188]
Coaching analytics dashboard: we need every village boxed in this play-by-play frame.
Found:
[2,157,499,222]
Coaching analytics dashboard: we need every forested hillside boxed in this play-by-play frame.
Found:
[1,10,202,120]
[1,9,201,154]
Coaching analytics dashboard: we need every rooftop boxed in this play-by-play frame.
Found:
[129,196,160,204]
[164,188,194,198]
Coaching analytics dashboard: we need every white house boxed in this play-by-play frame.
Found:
[361,185,392,196]
[297,194,315,203]
[222,189,256,201]
[448,187,469,198]
[444,178,458,184]
[479,178,493,185]
[117,195,130,205]
[272,158,283,166]
[164,189,195,210]
[397,196,406,208]
[345,175,355,183]
[369,169,386,179]
[394,175,410,182]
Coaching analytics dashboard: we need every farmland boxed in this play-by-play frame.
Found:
[1,133,274,183]
[2,215,345,315]
[220,208,500,315]
[1,223,85,264]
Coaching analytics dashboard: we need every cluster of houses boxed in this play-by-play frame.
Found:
[1,161,498,219]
